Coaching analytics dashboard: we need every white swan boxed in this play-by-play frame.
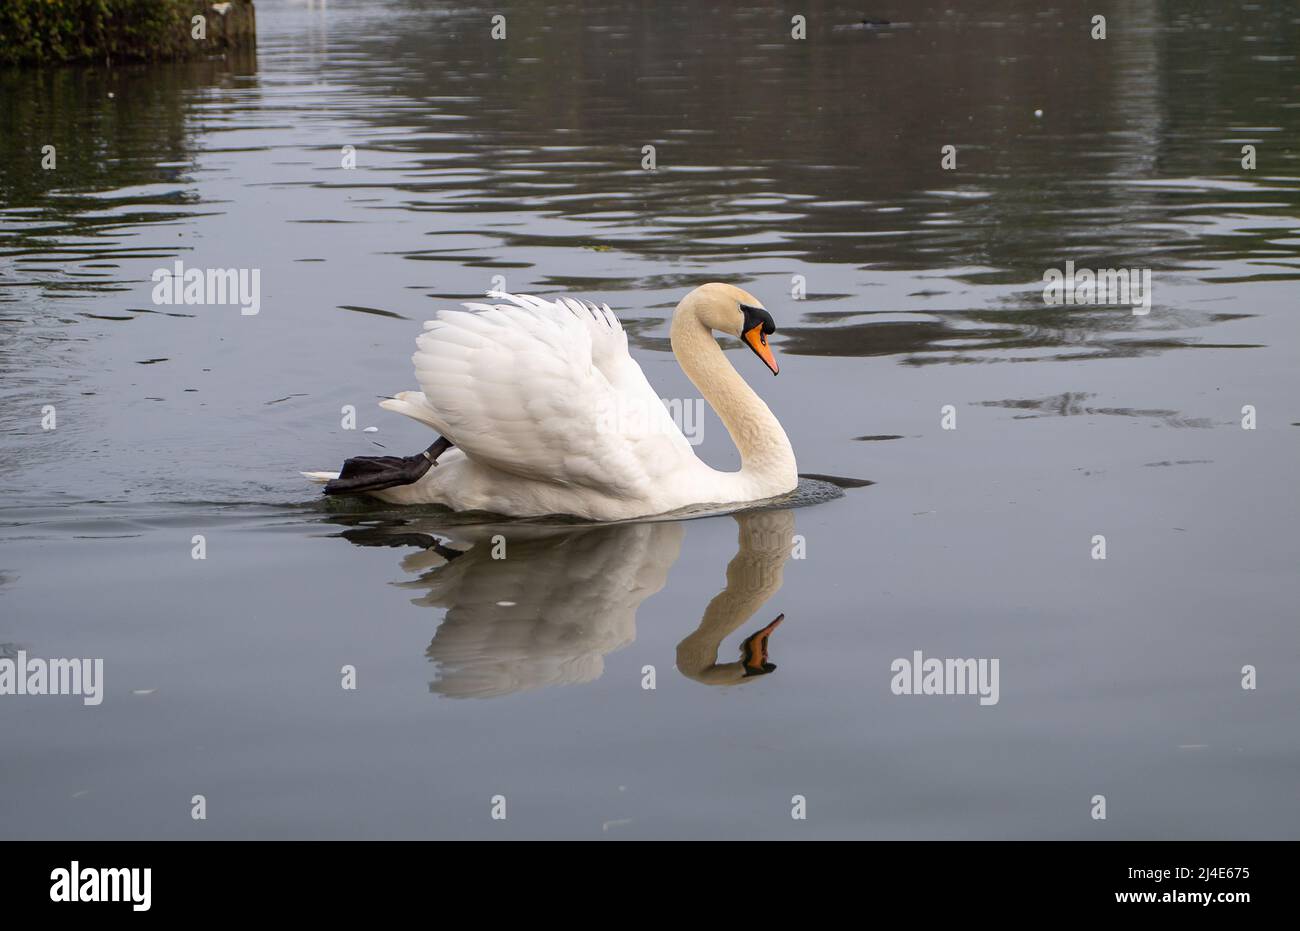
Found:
[304,282,797,521]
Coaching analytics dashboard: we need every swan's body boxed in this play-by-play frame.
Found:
[305,283,797,521]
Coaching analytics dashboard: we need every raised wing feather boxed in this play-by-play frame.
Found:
[409,293,693,495]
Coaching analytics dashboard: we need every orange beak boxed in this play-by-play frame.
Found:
[743,324,779,375]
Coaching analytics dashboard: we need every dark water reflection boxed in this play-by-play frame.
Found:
[1,0,1298,839]
[2,1,1297,381]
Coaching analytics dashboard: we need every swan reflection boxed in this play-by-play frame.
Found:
[331,509,796,697]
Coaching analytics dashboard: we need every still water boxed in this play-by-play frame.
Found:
[1,0,1297,839]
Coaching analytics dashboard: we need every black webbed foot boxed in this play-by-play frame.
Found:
[324,437,454,496]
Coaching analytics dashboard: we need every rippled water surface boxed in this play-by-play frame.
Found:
[1,0,1298,838]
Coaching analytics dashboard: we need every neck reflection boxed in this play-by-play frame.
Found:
[675,509,794,686]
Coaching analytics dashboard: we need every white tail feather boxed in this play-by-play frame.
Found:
[379,391,444,430]
[301,471,339,483]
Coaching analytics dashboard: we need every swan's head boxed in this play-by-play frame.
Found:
[683,282,780,375]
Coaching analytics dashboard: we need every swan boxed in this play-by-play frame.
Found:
[304,283,798,521]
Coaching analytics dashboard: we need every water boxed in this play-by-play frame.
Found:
[1,0,1297,839]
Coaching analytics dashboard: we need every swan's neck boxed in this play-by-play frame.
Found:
[670,305,797,492]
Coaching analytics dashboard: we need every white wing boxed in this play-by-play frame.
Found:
[391,292,694,497]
